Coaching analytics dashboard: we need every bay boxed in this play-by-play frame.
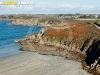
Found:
[0,20,42,58]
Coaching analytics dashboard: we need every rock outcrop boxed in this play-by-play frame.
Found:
[12,17,62,26]
[17,20,100,75]
[18,28,86,61]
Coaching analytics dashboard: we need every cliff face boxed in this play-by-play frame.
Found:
[17,20,100,75]
[12,17,62,26]
[83,39,100,75]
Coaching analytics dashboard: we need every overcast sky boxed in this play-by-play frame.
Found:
[0,0,100,14]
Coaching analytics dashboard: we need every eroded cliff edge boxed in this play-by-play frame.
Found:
[17,20,100,75]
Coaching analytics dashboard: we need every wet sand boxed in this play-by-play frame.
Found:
[0,51,92,75]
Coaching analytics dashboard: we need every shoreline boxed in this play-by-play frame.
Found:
[0,18,99,74]
[0,51,92,75]
[0,20,43,58]
[17,20,100,75]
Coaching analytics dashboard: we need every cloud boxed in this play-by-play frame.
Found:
[38,4,98,13]
[58,4,77,9]
[80,5,95,10]
[0,1,100,14]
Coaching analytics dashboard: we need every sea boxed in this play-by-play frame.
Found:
[0,20,42,58]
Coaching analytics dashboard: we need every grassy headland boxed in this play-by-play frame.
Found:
[17,18,100,75]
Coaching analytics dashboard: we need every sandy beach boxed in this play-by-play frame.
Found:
[0,51,92,75]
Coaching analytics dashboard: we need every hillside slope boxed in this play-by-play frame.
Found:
[18,20,100,75]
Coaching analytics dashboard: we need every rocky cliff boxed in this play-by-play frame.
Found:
[17,20,100,75]
[12,17,62,26]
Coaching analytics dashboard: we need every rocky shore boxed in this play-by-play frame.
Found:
[18,34,100,75]
[0,15,63,27]
[17,20,100,75]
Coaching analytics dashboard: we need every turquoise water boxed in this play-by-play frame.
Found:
[0,20,42,58]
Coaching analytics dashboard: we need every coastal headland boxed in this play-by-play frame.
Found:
[0,15,100,75]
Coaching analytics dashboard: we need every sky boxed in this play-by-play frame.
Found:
[0,0,100,14]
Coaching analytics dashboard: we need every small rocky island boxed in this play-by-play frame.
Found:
[17,19,100,75]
